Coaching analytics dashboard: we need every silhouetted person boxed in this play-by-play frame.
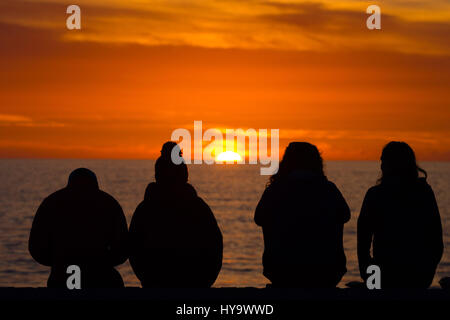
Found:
[129,142,223,287]
[29,168,128,288]
[358,142,443,288]
[255,142,350,287]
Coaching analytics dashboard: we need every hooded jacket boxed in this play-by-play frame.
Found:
[29,169,128,288]
[129,182,223,287]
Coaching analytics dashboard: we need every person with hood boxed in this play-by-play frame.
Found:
[255,142,350,287]
[358,141,443,288]
[129,142,223,287]
[29,168,128,288]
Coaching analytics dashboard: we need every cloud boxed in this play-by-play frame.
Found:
[259,2,450,54]
[0,114,32,123]
[0,114,64,127]
[0,0,449,54]
[0,2,448,160]
[279,128,450,145]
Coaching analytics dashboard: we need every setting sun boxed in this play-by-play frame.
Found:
[0,0,449,162]
[216,151,242,163]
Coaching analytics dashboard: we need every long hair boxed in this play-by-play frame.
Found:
[378,141,427,184]
[268,142,324,186]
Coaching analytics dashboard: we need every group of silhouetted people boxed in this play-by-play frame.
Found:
[255,141,443,288]
[29,141,443,289]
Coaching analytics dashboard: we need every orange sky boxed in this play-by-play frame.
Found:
[0,0,449,160]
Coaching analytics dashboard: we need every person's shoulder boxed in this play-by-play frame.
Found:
[193,195,217,223]
[43,188,68,203]
[324,179,337,188]
[263,180,282,194]
[98,190,122,207]
[144,182,158,200]
[186,185,210,210]
[416,177,434,194]
[367,184,381,192]
[366,183,381,193]
[145,182,157,192]
[417,177,431,188]
[132,200,147,219]
[324,179,343,193]
[185,183,198,197]
[363,185,382,200]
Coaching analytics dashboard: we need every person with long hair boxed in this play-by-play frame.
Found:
[129,142,223,287]
[255,142,350,287]
[357,141,443,288]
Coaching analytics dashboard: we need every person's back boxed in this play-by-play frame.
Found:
[129,142,223,287]
[29,168,128,288]
[255,142,350,287]
[358,142,443,288]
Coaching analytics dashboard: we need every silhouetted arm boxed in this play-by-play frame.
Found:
[128,202,147,281]
[128,203,144,253]
[108,198,129,267]
[331,183,351,223]
[254,187,273,227]
[425,185,444,266]
[198,198,223,249]
[198,197,223,284]
[29,197,53,266]
[357,189,375,280]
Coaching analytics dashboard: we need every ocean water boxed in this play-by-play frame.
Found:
[0,159,448,288]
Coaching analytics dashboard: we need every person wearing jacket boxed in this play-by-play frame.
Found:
[29,168,128,288]
[358,141,443,288]
[255,142,350,287]
[129,142,223,287]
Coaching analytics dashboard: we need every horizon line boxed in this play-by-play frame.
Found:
[0,158,449,163]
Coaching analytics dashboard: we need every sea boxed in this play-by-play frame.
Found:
[0,160,448,288]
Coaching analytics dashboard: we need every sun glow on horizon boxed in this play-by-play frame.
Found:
[0,1,449,161]
[216,151,243,163]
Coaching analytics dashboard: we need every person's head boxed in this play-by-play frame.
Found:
[379,141,427,183]
[155,142,188,185]
[67,168,99,190]
[160,141,182,159]
[269,142,324,186]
